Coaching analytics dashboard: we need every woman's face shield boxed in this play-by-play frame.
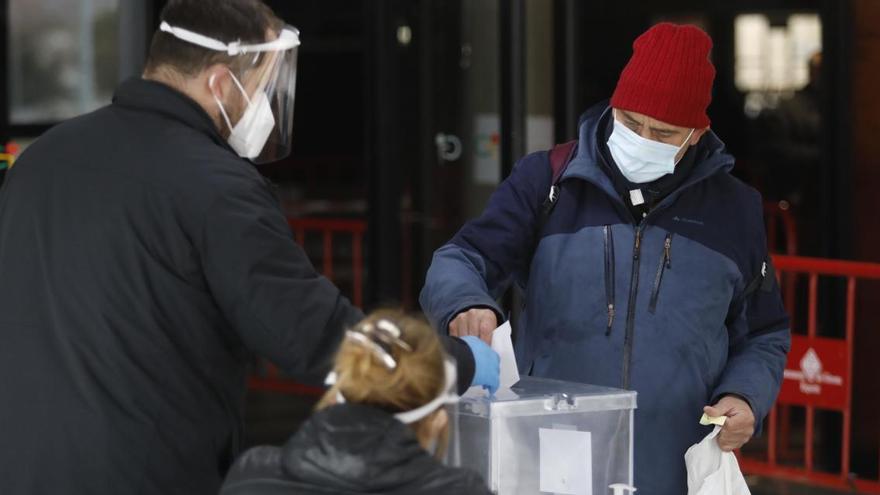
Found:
[325,352,460,459]
[158,22,300,164]
[326,320,460,425]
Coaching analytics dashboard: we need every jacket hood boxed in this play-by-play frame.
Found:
[566,100,736,204]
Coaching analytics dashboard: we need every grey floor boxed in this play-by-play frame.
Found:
[243,390,865,494]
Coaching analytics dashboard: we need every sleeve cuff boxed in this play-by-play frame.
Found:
[711,390,764,436]
[441,299,504,334]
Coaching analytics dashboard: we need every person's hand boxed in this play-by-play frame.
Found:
[704,395,756,452]
[449,308,497,344]
[460,336,500,394]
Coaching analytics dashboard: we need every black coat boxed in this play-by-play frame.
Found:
[221,404,492,495]
[0,78,473,494]
[0,78,362,493]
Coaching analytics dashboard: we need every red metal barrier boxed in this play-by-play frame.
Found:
[247,217,367,396]
[764,201,799,256]
[739,254,880,493]
[287,217,366,307]
[764,201,798,326]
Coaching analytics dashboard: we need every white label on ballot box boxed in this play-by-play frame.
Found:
[539,428,592,495]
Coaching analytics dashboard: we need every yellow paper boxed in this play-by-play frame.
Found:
[699,413,727,427]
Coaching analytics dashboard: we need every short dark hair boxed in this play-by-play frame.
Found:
[144,0,283,77]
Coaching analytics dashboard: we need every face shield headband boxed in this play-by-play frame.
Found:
[324,318,460,425]
[326,359,459,425]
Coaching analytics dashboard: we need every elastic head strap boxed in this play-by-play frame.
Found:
[225,70,251,104]
[679,127,696,148]
[345,331,397,369]
[324,360,459,425]
[159,21,300,56]
[340,319,414,371]
[393,360,459,424]
[160,22,233,53]
[208,71,253,131]
[209,74,233,131]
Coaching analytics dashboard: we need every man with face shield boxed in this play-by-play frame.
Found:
[0,1,497,494]
[420,23,791,493]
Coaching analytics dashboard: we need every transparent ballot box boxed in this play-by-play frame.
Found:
[450,377,637,495]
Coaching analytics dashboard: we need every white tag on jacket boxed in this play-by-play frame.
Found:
[629,189,645,206]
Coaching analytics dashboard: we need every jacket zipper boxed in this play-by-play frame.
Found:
[604,226,616,335]
[648,233,673,314]
[587,139,722,390]
[622,225,643,390]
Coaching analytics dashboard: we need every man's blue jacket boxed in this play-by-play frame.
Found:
[421,103,791,494]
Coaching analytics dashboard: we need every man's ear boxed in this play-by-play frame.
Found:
[205,65,231,100]
[690,127,709,146]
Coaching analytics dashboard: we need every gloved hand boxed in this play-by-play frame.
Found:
[461,335,500,394]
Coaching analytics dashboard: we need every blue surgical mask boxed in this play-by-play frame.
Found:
[607,111,695,184]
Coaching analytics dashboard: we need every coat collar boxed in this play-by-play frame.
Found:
[564,101,736,213]
[112,77,230,150]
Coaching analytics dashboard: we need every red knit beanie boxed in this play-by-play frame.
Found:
[610,23,715,129]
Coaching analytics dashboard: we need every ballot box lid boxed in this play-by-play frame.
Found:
[459,377,637,419]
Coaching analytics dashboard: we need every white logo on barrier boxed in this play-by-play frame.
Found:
[609,483,637,494]
[783,347,843,395]
[801,348,822,382]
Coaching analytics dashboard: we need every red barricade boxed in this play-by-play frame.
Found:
[247,217,367,396]
[739,255,880,493]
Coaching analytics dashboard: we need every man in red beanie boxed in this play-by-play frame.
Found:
[421,23,790,493]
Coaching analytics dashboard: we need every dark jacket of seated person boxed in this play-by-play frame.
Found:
[220,311,492,495]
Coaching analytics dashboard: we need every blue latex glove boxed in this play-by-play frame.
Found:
[461,336,500,394]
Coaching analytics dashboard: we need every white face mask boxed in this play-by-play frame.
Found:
[607,111,695,184]
[211,71,276,160]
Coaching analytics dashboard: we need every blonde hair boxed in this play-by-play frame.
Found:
[317,310,449,452]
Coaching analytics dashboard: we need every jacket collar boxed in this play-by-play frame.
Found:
[564,101,736,212]
[281,403,439,491]
[112,77,230,150]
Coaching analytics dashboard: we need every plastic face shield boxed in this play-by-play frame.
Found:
[159,21,300,163]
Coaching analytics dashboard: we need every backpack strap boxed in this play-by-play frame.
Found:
[549,140,578,184]
[541,140,578,217]
[522,140,578,289]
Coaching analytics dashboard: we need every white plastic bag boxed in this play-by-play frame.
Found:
[684,426,751,495]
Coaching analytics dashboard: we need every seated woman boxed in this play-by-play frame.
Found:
[220,310,492,495]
